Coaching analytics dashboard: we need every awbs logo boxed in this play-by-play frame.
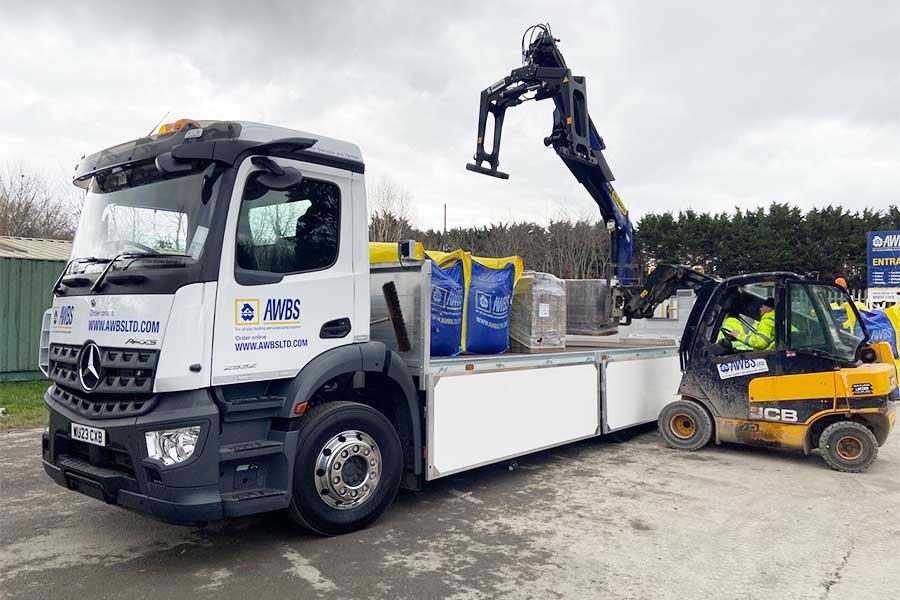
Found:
[474,291,511,317]
[872,234,900,250]
[234,297,302,327]
[717,357,769,380]
[235,299,260,326]
[52,305,75,329]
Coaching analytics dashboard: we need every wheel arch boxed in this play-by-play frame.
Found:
[805,411,892,453]
[678,394,718,434]
[273,342,423,483]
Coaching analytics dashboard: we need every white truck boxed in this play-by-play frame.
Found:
[40,118,683,534]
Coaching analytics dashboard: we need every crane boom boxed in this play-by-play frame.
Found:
[466,24,634,280]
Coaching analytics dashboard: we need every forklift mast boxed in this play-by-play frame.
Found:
[466,24,634,281]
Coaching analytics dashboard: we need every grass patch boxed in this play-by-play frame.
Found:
[0,380,49,431]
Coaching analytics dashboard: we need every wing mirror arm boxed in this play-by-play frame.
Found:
[250,156,303,190]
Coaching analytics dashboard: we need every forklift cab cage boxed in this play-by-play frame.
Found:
[680,272,870,371]
[678,272,874,415]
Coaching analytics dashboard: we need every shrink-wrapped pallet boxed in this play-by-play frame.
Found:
[565,279,618,336]
[509,272,566,352]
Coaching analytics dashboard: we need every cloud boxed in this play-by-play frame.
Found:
[2,1,899,229]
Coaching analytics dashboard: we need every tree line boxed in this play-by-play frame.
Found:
[635,203,900,289]
[373,194,900,288]
[367,179,611,279]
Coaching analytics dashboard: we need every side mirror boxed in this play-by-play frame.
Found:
[155,152,193,174]
[256,167,303,191]
[859,345,877,363]
[251,156,303,190]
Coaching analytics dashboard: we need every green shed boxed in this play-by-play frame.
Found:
[0,236,71,382]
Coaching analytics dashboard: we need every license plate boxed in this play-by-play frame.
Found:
[71,423,106,447]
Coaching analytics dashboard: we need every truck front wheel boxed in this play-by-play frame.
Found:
[658,399,713,451]
[288,401,403,535]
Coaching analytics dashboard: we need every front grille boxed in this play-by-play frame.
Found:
[49,343,159,395]
[49,384,158,419]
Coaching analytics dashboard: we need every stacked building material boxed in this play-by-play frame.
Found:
[510,272,566,352]
[565,279,619,336]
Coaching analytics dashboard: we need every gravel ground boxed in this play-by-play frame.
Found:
[2,425,899,599]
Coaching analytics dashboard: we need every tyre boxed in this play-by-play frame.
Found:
[658,399,713,451]
[818,421,878,473]
[288,401,403,535]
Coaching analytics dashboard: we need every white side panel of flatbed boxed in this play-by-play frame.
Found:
[428,363,599,479]
[603,354,682,432]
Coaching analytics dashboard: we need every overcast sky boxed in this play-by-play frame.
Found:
[2,1,899,230]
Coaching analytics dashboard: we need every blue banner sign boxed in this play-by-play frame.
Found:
[868,231,900,287]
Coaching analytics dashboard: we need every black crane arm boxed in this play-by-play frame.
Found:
[466,24,634,279]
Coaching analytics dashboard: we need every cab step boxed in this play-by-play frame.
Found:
[219,440,284,461]
[217,394,286,422]
[221,488,290,517]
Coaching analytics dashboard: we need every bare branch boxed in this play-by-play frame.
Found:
[0,163,82,239]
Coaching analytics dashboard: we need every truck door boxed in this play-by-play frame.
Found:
[698,282,783,419]
[212,158,356,385]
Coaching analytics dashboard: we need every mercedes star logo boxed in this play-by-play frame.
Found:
[78,342,103,392]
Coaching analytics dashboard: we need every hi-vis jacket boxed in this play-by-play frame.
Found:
[742,311,776,351]
[719,317,753,351]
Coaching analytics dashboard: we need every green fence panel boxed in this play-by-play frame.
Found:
[0,258,65,381]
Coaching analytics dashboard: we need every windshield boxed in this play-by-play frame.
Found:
[70,162,223,267]
[787,282,865,362]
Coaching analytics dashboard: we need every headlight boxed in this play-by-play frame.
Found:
[43,407,50,433]
[145,426,201,465]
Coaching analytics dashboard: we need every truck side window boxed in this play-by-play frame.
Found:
[236,173,340,274]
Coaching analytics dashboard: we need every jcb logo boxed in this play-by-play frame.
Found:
[750,406,799,423]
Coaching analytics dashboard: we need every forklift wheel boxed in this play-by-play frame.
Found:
[818,421,878,473]
[658,400,713,451]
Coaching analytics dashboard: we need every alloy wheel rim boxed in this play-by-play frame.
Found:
[314,430,382,510]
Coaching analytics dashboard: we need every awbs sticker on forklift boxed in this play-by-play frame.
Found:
[717,358,769,380]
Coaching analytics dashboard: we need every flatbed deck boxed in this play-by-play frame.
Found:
[428,343,678,375]
[424,343,682,480]
[369,259,685,481]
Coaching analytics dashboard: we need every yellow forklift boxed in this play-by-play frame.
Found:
[624,267,897,472]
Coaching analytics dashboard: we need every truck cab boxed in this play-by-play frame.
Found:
[42,120,422,533]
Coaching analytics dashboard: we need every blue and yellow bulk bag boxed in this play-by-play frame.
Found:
[465,259,516,354]
[428,254,465,357]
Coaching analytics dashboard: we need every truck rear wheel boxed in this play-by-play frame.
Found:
[658,399,713,451]
[818,421,878,473]
[288,401,403,535]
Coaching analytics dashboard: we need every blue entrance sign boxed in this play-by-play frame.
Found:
[868,231,900,287]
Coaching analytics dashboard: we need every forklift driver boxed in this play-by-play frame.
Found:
[727,297,775,351]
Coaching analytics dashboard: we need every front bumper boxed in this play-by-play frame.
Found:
[42,456,223,524]
[43,387,292,525]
